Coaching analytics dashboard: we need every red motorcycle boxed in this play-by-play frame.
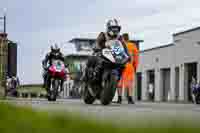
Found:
[46,59,66,101]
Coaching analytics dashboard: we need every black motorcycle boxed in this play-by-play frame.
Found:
[82,40,129,105]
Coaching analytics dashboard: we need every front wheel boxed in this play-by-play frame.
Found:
[83,83,96,104]
[47,79,59,101]
[47,93,56,101]
[100,72,117,105]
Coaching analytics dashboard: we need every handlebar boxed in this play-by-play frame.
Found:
[93,48,101,52]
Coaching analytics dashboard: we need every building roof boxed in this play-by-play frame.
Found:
[68,37,143,44]
[68,38,96,43]
[65,51,93,58]
[140,43,174,53]
[173,26,200,36]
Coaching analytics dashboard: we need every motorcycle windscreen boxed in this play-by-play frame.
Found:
[52,60,64,72]
[56,64,62,71]
[105,40,129,65]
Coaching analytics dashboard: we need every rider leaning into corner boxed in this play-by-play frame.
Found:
[42,44,65,90]
[82,18,131,85]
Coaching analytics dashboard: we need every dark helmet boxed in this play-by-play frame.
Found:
[51,43,60,53]
[106,18,121,38]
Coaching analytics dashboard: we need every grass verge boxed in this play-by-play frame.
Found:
[0,103,199,133]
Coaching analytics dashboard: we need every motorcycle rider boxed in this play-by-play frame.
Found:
[42,44,65,91]
[5,75,12,97]
[5,75,19,97]
[82,18,130,83]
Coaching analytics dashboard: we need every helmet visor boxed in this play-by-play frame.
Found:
[109,26,121,36]
[53,49,60,53]
[109,26,120,32]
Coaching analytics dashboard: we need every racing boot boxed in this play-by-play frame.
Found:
[128,96,135,104]
[117,96,122,104]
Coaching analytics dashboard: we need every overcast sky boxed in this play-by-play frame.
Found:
[1,0,200,84]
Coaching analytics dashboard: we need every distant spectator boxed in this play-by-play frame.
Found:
[148,83,154,101]
[191,77,196,91]
[5,75,19,97]
[191,76,197,102]
[13,76,20,88]
[5,76,12,97]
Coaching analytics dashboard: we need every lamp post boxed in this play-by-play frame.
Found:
[3,8,6,33]
[0,8,6,33]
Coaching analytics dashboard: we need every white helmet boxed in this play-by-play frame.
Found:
[106,18,121,37]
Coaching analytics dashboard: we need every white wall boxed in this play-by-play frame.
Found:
[138,29,200,73]
[138,28,200,102]
[138,45,175,73]
[173,30,200,65]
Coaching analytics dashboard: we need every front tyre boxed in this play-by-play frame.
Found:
[83,83,96,104]
[47,79,58,101]
[47,93,56,101]
[100,72,117,105]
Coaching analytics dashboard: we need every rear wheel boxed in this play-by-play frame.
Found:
[83,83,96,104]
[100,72,117,105]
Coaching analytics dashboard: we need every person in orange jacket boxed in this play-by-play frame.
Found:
[117,33,139,104]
